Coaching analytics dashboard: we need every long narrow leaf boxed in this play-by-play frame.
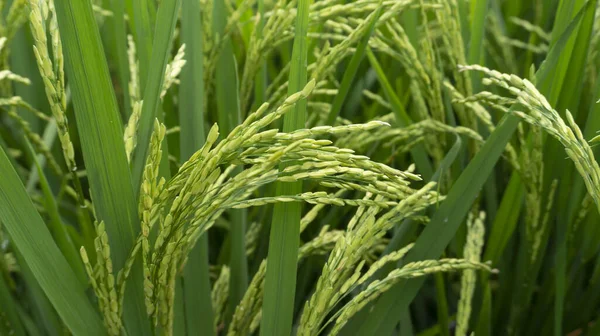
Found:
[325,5,382,125]
[366,48,433,179]
[260,0,310,335]
[107,0,131,118]
[52,0,150,333]
[179,0,215,333]
[212,0,249,323]
[12,249,62,336]
[131,0,182,195]
[131,0,155,87]
[467,0,489,93]
[0,269,25,336]
[25,138,86,285]
[253,0,266,109]
[0,147,104,335]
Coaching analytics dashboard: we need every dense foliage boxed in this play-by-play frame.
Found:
[0,0,599,335]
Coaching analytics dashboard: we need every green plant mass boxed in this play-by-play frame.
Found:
[0,0,599,335]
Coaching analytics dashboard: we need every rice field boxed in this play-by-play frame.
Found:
[0,0,599,335]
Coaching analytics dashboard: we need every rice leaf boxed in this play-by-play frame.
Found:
[106,0,131,119]
[434,273,450,336]
[131,0,155,87]
[467,0,489,93]
[24,138,86,285]
[325,4,382,126]
[547,0,584,105]
[253,0,266,110]
[212,0,249,323]
[260,0,310,335]
[131,0,182,195]
[0,272,25,336]
[366,48,433,179]
[0,147,104,335]
[51,0,151,333]
[11,248,62,336]
[179,0,215,333]
[474,281,492,335]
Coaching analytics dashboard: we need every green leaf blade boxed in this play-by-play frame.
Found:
[131,0,182,195]
[212,0,249,324]
[179,0,215,333]
[325,5,382,126]
[52,0,151,333]
[260,0,310,334]
[0,147,104,335]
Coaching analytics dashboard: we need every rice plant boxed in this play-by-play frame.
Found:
[0,0,599,335]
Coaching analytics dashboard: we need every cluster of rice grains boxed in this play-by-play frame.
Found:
[77,0,493,334]
[459,65,600,213]
[0,0,67,177]
[124,35,187,163]
[78,75,472,333]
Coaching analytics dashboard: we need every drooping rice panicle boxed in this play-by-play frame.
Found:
[336,119,483,156]
[81,221,122,335]
[298,183,439,335]
[105,79,437,332]
[4,106,62,176]
[244,221,262,257]
[0,96,50,122]
[455,211,486,336]
[327,258,494,336]
[3,0,28,42]
[124,101,143,163]
[509,16,552,41]
[461,65,600,212]
[161,43,187,99]
[0,69,30,84]
[212,265,230,331]
[127,34,141,105]
[228,225,372,336]
[485,13,518,74]
[498,36,549,54]
[29,0,76,172]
